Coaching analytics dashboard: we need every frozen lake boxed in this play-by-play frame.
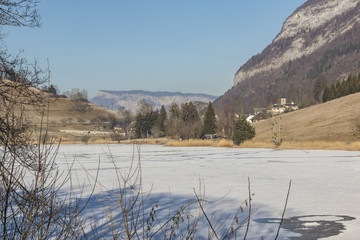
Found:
[57,144,360,239]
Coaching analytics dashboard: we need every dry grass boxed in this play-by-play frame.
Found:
[165,139,235,148]
[119,138,169,145]
[238,140,275,149]
[25,96,115,124]
[59,137,360,151]
[279,141,360,151]
[238,140,360,151]
[253,92,360,143]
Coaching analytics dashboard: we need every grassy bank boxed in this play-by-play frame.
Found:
[57,136,360,151]
[165,139,235,147]
[277,140,360,151]
[164,139,360,151]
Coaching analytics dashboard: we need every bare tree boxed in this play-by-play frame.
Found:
[138,99,153,114]
[217,104,236,139]
[66,88,92,112]
[313,74,329,103]
[0,70,86,239]
[0,3,90,238]
[0,0,40,28]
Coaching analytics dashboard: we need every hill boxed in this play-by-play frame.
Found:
[25,97,113,124]
[21,95,118,143]
[215,0,360,113]
[91,90,217,113]
[251,92,360,149]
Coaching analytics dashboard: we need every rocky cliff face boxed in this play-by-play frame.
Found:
[215,0,360,113]
[91,90,217,113]
[235,0,360,85]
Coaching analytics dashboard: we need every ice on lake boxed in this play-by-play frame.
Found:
[56,144,360,239]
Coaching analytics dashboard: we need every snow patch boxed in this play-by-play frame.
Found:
[303,222,321,228]
[275,0,359,41]
[299,216,344,222]
[234,0,360,85]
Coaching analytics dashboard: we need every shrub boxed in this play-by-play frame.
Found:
[232,116,256,145]
[110,133,124,143]
[81,135,91,144]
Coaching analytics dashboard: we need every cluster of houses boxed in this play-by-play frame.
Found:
[269,97,299,115]
[246,97,299,123]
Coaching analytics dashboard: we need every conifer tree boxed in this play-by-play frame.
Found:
[232,116,255,145]
[322,86,329,102]
[335,82,341,98]
[157,105,167,132]
[134,110,158,138]
[356,75,360,92]
[329,84,336,100]
[169,103,180,119]
[348,75,357,94]
[181,102,199,123]
[202,102,216,136]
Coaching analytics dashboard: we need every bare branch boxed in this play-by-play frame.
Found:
[275,179,292,240]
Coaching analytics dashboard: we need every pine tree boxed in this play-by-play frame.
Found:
[232,116,255,145]
[178,102,202,139]
[349,74,357,94]
[202,102,216,136]
[356,75,360,92]
[134,110,158,138]
[157,105,167,132]
[169,103,180,119]
[180,102,199,123]
[329,84,336,100]
[322,86,329,102]
[335,82,341,98]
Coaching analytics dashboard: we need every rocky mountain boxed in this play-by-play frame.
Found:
[214,0,360,113]
[90,90,217,113]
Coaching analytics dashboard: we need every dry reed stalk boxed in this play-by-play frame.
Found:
[275,180,292,240]
[278,141,360,151]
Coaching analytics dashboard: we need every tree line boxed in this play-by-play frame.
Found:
[322,72,360,102]
[133,100,255,145]
[134,101,216,139]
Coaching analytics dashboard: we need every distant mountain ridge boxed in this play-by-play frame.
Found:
[215,0,360,113]
[90,90,217,113]
[101,90,215,98]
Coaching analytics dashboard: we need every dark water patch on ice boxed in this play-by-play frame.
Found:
[255,215,355,239]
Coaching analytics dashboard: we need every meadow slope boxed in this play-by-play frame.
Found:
[252,92,360,149]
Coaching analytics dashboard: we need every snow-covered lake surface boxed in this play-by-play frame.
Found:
[57,144,360,239]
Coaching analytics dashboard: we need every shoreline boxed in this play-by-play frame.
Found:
[57,138,360,151]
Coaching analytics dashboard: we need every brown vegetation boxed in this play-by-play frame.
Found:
[165,139,234,148]
[251,92,360,150]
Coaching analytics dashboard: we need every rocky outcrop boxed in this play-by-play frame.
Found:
[234,0,360,86]
[91,90,217,113]
[215,0,360,113]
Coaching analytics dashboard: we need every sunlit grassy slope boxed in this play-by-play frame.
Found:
[25,96,114,124]
[252,92,360,147]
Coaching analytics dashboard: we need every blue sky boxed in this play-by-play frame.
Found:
[2,0,306,98]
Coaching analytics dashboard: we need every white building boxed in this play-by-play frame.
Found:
[269,97,299,115]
